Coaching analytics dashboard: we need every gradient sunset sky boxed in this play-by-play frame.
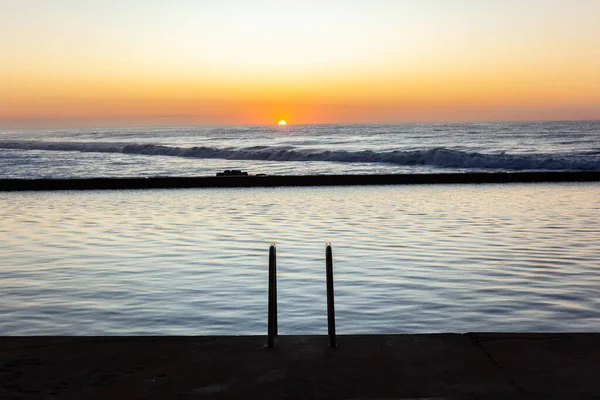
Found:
[2,0,599,128]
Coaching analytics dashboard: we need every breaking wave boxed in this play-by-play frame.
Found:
[1,140,599,171]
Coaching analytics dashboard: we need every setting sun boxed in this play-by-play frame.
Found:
[1,1,599,128]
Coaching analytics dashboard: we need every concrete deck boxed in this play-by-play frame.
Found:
[1,334,599,399]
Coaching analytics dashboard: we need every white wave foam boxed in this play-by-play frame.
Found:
[1,140,599,171]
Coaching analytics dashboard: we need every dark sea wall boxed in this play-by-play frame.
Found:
[1,171,599,191]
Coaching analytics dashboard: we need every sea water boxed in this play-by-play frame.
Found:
[0,121,599,178]
[1,183,599,335]
[1,122,599,335]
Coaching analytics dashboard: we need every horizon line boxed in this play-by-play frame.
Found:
[2,118,599,131]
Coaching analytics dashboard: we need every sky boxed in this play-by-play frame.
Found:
[2,0,599,128]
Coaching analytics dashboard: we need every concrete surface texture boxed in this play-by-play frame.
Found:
[1,334,599,399]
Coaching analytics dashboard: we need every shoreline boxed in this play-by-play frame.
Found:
[1,171,600,191]
[2,333,599,399]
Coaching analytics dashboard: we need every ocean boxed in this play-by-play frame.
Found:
[1,121,599,178]
[0,121,599,335]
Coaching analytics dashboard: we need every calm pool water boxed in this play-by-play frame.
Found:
[1,183,599,335]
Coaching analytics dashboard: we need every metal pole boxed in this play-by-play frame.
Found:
[267,244,277,347]
[273,245,278,336]
[326,243,337,347]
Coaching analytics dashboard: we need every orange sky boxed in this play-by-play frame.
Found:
[2,0,599,128]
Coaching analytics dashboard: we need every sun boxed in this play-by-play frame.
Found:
[278,120,287,126]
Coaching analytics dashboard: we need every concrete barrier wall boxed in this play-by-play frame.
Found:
[1,171,600,191]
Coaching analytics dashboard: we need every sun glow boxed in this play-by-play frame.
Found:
[2,2,600,128]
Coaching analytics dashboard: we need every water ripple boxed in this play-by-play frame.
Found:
[1,183,599,335]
